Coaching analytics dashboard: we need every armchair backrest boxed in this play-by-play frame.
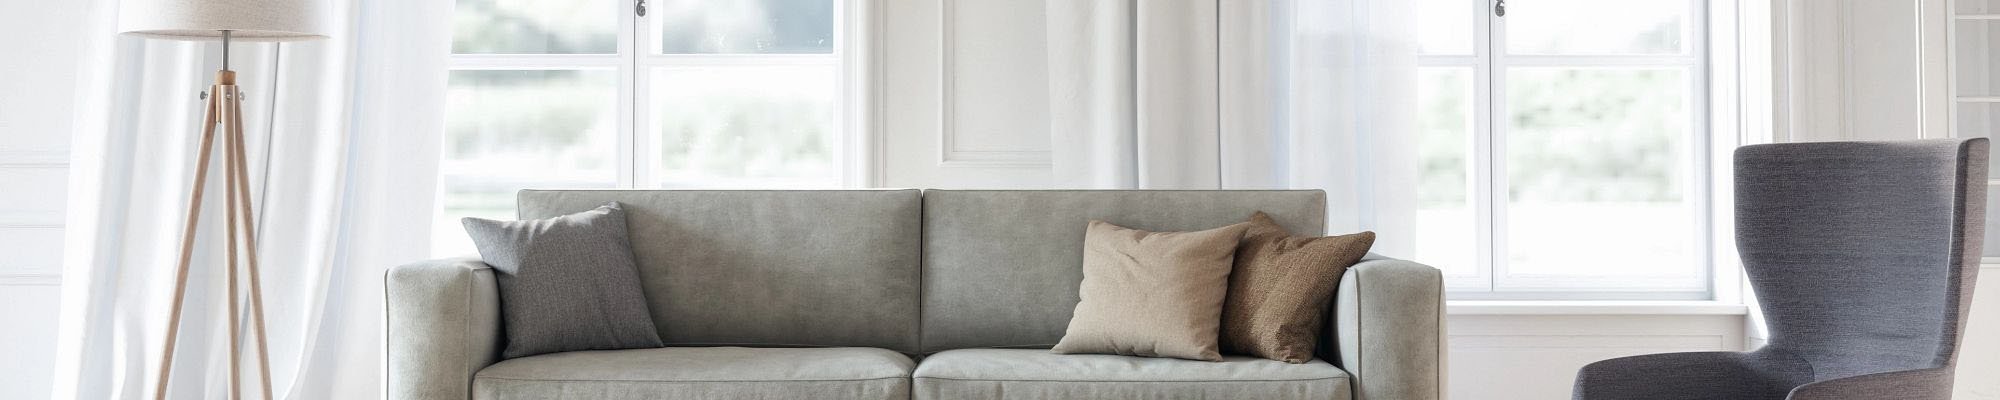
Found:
[1734,139,1987,380]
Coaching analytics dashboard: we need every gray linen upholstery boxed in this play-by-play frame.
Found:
[1331,257,1445,400]
[462,203,664,359]
[912,348,1350,400]
[1573,138,1989,400]
[919,189,1326,352]
[474,347,914,400]
[386,258,503,400]
[517,189,924,353]
[388,189,1448,400]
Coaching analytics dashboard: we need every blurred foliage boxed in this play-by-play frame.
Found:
[653,0,835,54]
[444,69,613,169]
[1505,68,1686,203]
[452,0,615,54]
[652,70,836,181]
[1417,68,1472,207]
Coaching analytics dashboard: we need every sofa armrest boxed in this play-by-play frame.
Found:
[386,257,503,400]
[1321,258,1445,400]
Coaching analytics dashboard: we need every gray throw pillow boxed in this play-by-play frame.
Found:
[462,202,664,359]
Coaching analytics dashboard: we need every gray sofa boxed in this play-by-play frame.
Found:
[387,189,1445,400]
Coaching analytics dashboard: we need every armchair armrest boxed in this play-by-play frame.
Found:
[1786,367,1954,400]
[1322,258,1444,400]
[1572,350,1813,400]
[386,257,503,400]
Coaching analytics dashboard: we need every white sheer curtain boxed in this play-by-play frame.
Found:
[1043,0,1417,254]
[53,0,452,398]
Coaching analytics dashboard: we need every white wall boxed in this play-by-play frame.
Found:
[0,1,86,399]
[877,0,1057,187]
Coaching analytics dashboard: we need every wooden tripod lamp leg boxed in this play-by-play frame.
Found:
[226,84,278,400]
[222,84,244,400]
[150,67,278,400]
[153,78,225,400]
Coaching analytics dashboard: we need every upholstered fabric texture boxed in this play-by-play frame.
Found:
[473,347,913,400]
[914,348,1350,400]
[1051,220,1250,361]
[1573,138,1989,400]
[921,190,1326,353]
[1222,212,1376,363]
[1331,258,1445,400]
[462,203,663,359]
[388,190,1450,400]
[517,189,924,353]
[385,258,503,400]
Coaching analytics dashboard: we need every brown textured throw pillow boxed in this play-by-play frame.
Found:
[1220,212,1376,363]
[1052,220,1250,362]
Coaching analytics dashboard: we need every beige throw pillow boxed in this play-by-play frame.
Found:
[1051,220,1250,362]
[1220,212,1376,363]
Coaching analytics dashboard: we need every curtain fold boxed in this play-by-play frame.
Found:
[1047,0,1223,189]
[53,0,452,398]
[1045,0,1416,253]
[1284,0,1419,254]
[1046,0,1138,189]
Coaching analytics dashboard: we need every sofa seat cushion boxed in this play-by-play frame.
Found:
[912,348,1350,400]
[473,346,914,400]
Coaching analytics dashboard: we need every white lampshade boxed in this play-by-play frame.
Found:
[119,0,329,42]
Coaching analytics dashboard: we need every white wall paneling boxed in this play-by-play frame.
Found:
[1776,0,1951,141]
[879,0,1054,188]
[935,0,1053,168]
[1446,313,1746,400]
[0,148,70,400]
[0,1,85,398]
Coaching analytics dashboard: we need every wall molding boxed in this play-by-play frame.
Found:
[933,0,1052,168]
[1448,333,1729,350]
[0,269,61,286]
[0,148,68,168]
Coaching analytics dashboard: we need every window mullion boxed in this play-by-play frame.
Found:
[623,0,648,189]
[1475,0,1502,293]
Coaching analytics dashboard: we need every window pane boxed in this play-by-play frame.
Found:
[1417,0,1475,55]
[651,0,836,54]
[1416,67,1479,279]
[1504,0,1686,55]
[651,66,841,187]
[1503,68,1696,280]
[433,69,620,255]
[452,0,618,54]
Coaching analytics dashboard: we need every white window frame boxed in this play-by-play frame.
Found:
[443,0,873,191]
[1429,0,1728,300]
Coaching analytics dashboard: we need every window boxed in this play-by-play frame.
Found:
[436,0,857,255]
[1414,0,1712,299]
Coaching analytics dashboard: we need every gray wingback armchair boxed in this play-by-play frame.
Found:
[1572,139,1989,400]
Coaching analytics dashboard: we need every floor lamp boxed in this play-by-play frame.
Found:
[117,0,326,398]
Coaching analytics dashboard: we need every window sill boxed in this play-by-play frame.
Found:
[1446,300,1750,316]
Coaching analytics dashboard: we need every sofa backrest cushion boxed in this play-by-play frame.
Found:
[919,190,1326,353]
[518,189,923,353]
